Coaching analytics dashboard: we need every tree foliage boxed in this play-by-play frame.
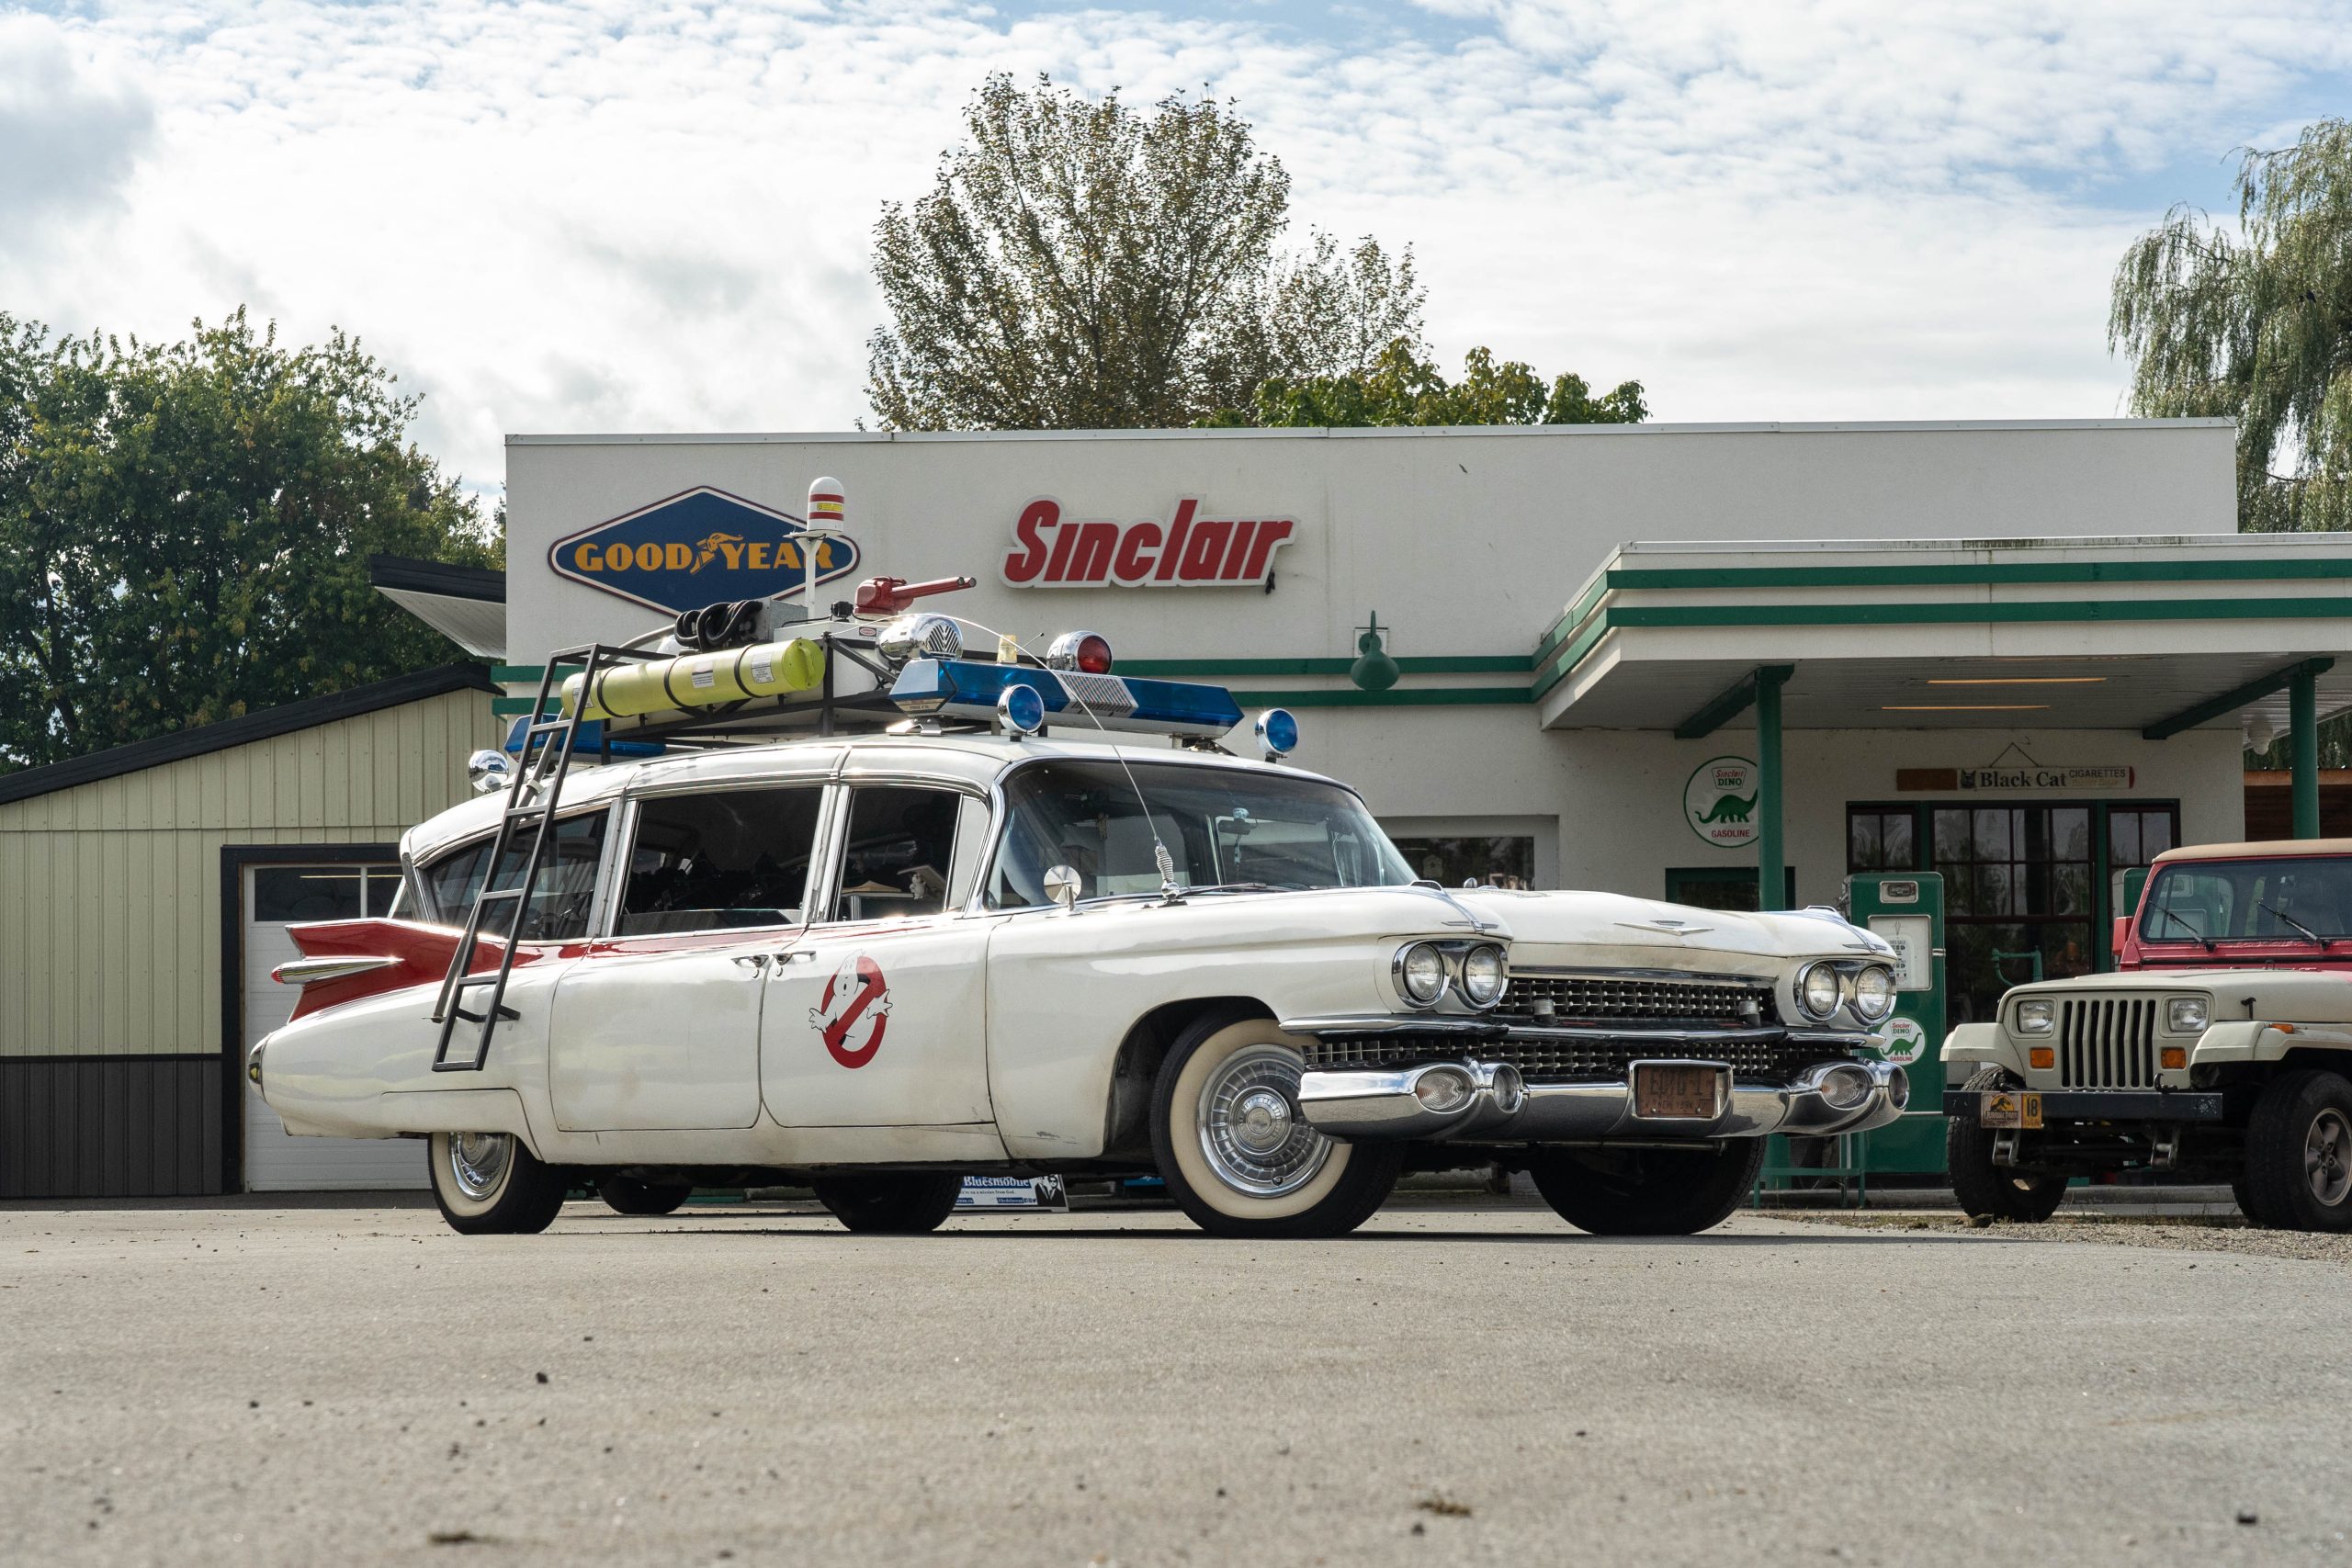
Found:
[1205,338,1647,429]
[866,73,1421,429]
[2111,118,2352,532]
[0,310,501,771]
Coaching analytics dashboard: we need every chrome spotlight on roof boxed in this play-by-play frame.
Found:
[466,749,511,796]
[876,612,964,668]
[1044,630,1114,673]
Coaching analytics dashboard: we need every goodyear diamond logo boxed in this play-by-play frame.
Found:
[548,487,863,615]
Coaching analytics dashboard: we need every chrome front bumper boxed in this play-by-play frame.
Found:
[1296,1057,1910,1144]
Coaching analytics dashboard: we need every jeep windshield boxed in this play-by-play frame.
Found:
[985,760,1415,908]
[2140,856,2352,945]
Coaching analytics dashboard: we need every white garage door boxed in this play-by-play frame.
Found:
[243,862,428,1191]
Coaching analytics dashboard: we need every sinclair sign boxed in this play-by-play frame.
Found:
[1001,497,1296,588]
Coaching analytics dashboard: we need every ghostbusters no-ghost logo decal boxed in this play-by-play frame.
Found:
[811,954,891,1069]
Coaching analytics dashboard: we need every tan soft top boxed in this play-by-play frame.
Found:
[2153,838,2352,864]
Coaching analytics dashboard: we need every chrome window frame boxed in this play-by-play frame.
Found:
[806,772,998,928]
[408,804,620,942]
[599,772,840,942]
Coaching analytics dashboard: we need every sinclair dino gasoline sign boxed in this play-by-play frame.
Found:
[1685,756,1760,848]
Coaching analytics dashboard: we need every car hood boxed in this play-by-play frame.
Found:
[1450,888,1887,975]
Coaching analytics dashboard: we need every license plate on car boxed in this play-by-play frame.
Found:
[1979,1090,2043,1130]
[1634,1065,1724,1120]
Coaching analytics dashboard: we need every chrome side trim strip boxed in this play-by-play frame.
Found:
[272,955,401,986]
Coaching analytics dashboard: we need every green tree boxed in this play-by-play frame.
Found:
[2110,118,2352,533]
[866,73,1420,430]
[0,310,501,771]
[1206,338,1647,428]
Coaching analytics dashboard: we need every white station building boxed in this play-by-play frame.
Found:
[12,415,2352,1197]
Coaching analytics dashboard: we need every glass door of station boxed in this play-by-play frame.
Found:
[1846,802,2177,1025]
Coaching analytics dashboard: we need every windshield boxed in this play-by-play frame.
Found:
[2141,857,2352,942]
[986,760,1415,908]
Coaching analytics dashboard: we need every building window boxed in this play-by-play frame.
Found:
[1847,808,1917,872]
[1390,835,1534,889]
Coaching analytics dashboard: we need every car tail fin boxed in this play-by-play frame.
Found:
[275,919,531,1021]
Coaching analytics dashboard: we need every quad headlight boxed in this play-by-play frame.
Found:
[1797,962,1843,1021]
[1851,964,1897,1022]
[2014,998,2055,1035]
[1459,944,1509,1008]
[2167,997,2210,1034]
[1396,942,1450,1007]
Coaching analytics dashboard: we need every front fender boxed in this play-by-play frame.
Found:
[1941,1022,2023,1077]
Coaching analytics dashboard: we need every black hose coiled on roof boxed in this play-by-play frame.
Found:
[673,599,763,649]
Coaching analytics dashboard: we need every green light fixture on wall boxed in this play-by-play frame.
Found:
[1350,612,1400,693]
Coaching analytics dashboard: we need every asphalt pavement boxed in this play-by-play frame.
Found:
[5,1195,2349,1567]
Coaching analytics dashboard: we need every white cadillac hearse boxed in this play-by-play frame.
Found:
[254,581,1908,1240]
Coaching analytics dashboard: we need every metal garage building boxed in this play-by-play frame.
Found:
[0,665,501,1198]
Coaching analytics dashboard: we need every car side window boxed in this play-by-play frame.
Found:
[416,813,608,941]
[827,785,968,921]
[618,786,824,935]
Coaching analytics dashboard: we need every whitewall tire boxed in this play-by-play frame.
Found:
[1149,1011,1400,1239]
[428,1131,570,1235]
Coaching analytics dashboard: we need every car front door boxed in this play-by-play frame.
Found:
[759,783,998,1127]
[548,782,824,1132]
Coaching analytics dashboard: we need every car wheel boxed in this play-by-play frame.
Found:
[2245,1069,2352,1234]
[1526,1138,1766,1235]
[812,1173,965,1234]
[597,1175,694,1217]
[1148,1010,1401,1240]
[1946,1068,2068,1223]
[2231,1178,2278,1228]
[428,1131,570,1235]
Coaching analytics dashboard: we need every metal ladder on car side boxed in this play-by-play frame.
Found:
[428,644,629,1071]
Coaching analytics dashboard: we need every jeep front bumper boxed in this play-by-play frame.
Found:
[1941,1089,2225,1122]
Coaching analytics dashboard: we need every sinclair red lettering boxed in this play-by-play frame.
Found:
[1000,496,1295,587]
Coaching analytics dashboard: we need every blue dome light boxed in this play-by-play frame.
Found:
[1255,707,1300,759]
[998,682,1046,735]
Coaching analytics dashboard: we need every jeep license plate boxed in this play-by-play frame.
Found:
[1978,1090,2043,1130]
[1634,1065,1723,1120]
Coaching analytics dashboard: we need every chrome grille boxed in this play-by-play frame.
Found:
[1499,972,1770,1028]
[2057,997,2159,1089]
[1301,1034,1845,1085]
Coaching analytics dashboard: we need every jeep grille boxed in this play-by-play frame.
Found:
[2055,997,2160,1089]
[1498,972,1770,1030]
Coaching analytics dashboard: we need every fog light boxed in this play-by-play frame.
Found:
[2030,1046,2055,1070]
[1820,1064,1873,1110]
[1413,1067,1474,1114]
[2161,1045,2188,1070]
[1886,1066,1910,1111]
[1488,1063,1527,1116]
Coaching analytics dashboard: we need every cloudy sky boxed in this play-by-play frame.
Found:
[6,0,2352,491]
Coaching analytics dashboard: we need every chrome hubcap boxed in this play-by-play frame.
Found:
[449,1133,512,1201]
[1198,1044,1330,1198]
[2306,1110,2351,1206]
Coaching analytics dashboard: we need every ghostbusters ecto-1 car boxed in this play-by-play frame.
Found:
[253,577,1909,1240]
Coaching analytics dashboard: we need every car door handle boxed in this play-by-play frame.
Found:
[731,954,770,970]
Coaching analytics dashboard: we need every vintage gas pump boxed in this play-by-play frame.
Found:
[1845,871,1949,1173]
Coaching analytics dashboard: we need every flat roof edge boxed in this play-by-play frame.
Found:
[506,418,2235,447]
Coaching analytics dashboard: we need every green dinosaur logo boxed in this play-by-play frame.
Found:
[1699,791,1757,824]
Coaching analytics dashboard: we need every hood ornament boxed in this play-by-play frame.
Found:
[1617,917,1715,937]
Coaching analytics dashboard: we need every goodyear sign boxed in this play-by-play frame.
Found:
[548,487,862,615]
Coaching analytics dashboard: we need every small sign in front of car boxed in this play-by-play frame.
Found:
[956,1176,1071,1212]
[1977,1090,2043,1130]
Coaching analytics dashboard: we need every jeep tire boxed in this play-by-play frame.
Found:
[1526,1137,1765,1235]
[1150,1010,1401,1240]
[1946,1068,2067,1224]
[813,1172,965,1234]
[2245,1069,2352,1234]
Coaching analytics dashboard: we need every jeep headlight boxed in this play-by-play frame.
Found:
[1796,962,1842,1021]
[1851,964,1897,1022]
[2167,997,2209,1034]
[2015,999,2055,1035]
[1459,943,1509,1009]
[1396,942,1449,1008]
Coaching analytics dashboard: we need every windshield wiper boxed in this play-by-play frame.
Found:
[1185,881,1300,896]
[2258,900,2331,947]
[2152,906,2216,952]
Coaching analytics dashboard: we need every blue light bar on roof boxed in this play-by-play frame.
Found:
[504,716,666,759]
[890,659,1245,739]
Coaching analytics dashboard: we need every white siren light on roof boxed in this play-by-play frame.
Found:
[807,477,845,528]
[1046,630,1114,675]
[877,613,963,668]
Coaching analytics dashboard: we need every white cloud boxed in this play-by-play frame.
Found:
[4,0,2349,488]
